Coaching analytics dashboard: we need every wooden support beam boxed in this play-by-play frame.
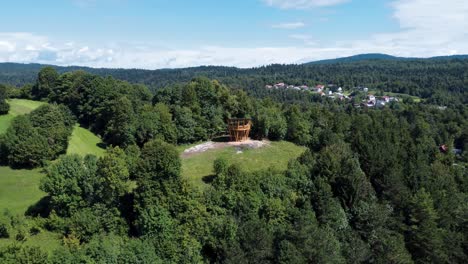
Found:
[227,118,252,142]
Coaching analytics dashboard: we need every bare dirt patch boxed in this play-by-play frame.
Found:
[182,139,269,158]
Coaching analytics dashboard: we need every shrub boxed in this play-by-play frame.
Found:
[0,100,9,115]
[29,226,41,236]
[2,104,75,168]
[213,157,229,176]
[0,222,9,238]
[0,84,9,115]
[15,229,27,242]
[66,205,129,243]
[0,244,48,264]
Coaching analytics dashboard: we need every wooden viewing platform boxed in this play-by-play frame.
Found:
[228,118,252,142]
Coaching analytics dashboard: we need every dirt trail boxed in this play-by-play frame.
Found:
[182,139,269,158]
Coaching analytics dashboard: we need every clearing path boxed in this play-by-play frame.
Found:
[182,139,269,158]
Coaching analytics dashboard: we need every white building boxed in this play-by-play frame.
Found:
[376,100,386,108]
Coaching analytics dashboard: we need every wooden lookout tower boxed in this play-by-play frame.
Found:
[228,118,252,142]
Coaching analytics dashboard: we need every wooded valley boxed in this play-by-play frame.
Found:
[0,60,466,263]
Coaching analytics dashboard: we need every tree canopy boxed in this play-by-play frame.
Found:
[0,67,467,263]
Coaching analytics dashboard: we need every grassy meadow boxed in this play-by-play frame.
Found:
[0,99,44,134]
[0,166,62,252]
[0,166,45,215]
[67,125,106,157]
[0,99,305,251]
[180,141,306,188]
[0,99,105,252]
[366,90,423,103]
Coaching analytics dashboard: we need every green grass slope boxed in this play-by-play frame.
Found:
[0,230,62,253]
[0,100,104,252]
[180,141,306,188]
[0,167,45,215]
[0,99,105,156]
[0,99,44,134]
[0,100,105,213]
[67,125,106,157]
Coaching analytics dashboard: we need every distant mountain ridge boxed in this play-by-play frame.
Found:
[1,53,468,88]
[305,53,468,64]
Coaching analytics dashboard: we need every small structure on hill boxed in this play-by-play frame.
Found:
[439,144,449,153]
[228,118,252,142]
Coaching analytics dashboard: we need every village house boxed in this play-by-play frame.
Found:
[264,83,399,109]
[274,83,285,89]
[376,100,386,108]
[365,94,376,107]
[315,84,325,92]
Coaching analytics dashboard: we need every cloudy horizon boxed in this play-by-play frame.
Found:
[1,0,467,69]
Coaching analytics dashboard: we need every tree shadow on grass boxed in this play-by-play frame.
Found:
[25,196,52,217]
[202,174,216,184]
[212,136,230,143]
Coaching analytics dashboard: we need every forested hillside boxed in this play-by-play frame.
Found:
[0,66,467,263]
[1,56,467,105]
[305,53,468,64]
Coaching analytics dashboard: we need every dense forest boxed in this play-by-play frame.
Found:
[0,64,467,263]
[1,56,467,105]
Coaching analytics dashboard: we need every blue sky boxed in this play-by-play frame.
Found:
[0,0,467,68]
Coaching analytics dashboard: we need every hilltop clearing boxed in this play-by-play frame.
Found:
[179,140,306,188]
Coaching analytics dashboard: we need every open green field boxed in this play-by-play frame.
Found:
[366,90,423,103]
[180,141,306,188]
[0,100,105,252]
[0,166,45,215]
[67,125,106,157]
[0,166,62,252]
[0,230,62,253]
[0,99,106,157]
[0,100,104,213]
[0,99,44,134]
[384,91,423,102]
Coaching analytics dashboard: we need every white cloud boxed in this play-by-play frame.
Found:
[289,34,317,45]
[363,0,468,57]
[1,0,468,69]
[0,33,50,62]
[272,22,305,29]
[0,41,15,52]
[262,0,350,9]
[391,0,468,31]
[0,34,348,68]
